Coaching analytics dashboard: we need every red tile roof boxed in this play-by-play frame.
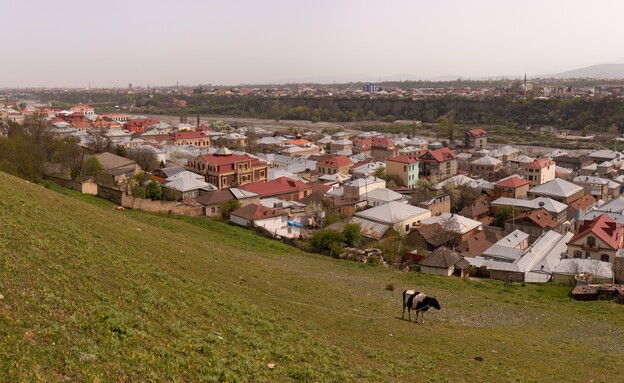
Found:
[569,214,624,250]
[495,176,529,188]
[201,153,262,168]
[353,138,372,149]
[284,138,313,146]
[70,120,91,129]
[387,155,419,164]
[312,183,333,196]
[524,158,555,169]
[71,105,93,111]
[507,208,558,229]
[467,129,487,136]
[196,124,213,132]
[319,155,353,168]
[568,194,597,214]
[126,118,160,131]
[49,116,65,124]
[172,131,208,140]
[239,177,310,197]
[419,148,458,162]
[371,137,395,148]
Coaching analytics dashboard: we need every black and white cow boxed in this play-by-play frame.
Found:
[402,290,441,323]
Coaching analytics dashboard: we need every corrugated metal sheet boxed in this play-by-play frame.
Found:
[351,217,390,240]
[230,188,259,199]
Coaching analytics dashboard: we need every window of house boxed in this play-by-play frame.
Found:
[211,207,217,213]
[405,224,410,232]
[601,254,610,262]
[573,250,582,258]
[585,252,591,259]
[587,236,596,247]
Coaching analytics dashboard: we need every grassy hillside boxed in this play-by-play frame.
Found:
[1,171,624,382]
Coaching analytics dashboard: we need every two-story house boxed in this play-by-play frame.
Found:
[522,158,556,187]
[239,177,311,201]
[125,118,161,134]
[464,129,487,149]
[385,155,419,189]
[553,154,593,171]
[504,207,561,243]
[493,176,530,199]
[418,148,458,183]
[316,155,353,176]
[343,177,386,202]
[168,131,211,147]
[573,176,621,202]
[528,178,584,204]
[468,156,503,179]
[567,214,624,263]
[187,147,268,189]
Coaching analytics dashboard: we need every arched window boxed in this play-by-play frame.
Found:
[601,254,610,262]
[587,236,596,247]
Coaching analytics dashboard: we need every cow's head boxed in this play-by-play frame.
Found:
[430,296,441,310]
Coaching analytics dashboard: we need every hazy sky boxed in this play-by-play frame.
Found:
[2,0,624,87]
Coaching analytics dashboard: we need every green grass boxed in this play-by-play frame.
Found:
[2,172,624,382]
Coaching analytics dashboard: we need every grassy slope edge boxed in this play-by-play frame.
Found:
[1,171,624,382]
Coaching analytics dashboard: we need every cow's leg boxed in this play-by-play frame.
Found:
[408,308,411,322]
[402,304,405,320]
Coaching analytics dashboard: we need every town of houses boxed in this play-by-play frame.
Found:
[6,101,624,289]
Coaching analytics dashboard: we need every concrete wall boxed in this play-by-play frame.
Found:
[44,175,98,195]
[489,270,524,283]
[121,194,203,216]
[552,274,612,285]
[97,185,124,205]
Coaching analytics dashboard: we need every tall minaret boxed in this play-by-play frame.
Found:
[524,73,527,99]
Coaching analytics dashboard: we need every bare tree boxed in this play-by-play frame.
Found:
[88,127,111,153]
[127,147,160,172]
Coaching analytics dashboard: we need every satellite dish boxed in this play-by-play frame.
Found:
[538,201,545,208]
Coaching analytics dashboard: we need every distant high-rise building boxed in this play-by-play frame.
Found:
[363,83,377,93]
[129,83,132,90]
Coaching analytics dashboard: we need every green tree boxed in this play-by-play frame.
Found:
[437,116,456,142]
[492,206,514,228]
[146,181,163,200]
[270,101,281,121]
[82,156,103,178]
[342,223,362,247]
[441,182,460,212]
[456,184,479,212]
[309,229,346,257]
[373,166,385,179]
[220,200,241,220]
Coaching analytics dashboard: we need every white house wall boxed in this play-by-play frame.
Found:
[420,265,453,276]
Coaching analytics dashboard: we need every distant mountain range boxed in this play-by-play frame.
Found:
[545,63,624,79]
[265,62,624,85]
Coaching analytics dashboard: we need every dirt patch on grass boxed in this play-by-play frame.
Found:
[435,306,546,328]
